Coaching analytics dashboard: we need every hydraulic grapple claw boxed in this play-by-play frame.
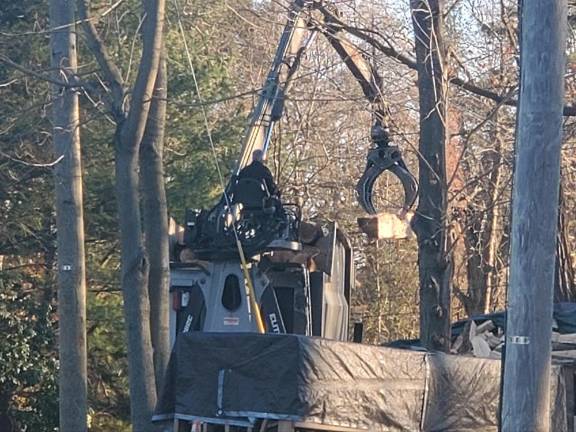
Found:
[355,146,418,215]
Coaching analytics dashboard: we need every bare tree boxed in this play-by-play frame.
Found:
[76,0,166,429]
[410,0,452,351]
[452,107,508,316]
[49,0,87,429]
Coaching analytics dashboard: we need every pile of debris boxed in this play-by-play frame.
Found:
[451,319,504,359]
[450,303,576,362]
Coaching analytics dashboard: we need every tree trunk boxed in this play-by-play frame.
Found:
[462,209,485,314]
[501,1,567,430]
[141,53,170,395]
[115,0,166,429]
[49,0,87,430]
[115,134,158,431]
[483,124,504,312]
[410,0,452,351]
[460,111,505,316]
[77,0,166,428]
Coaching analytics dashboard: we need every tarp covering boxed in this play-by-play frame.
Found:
[154,332,574,431]
[422,354,501,431]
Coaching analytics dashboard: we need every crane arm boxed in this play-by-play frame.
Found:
[311,2,417,214]
[235,1,313,173]
[233,0,417,214]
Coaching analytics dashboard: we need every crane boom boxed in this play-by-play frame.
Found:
[235,1,312,173]
[233,0,417,214]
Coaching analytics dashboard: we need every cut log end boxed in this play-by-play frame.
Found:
[357,210,415,240]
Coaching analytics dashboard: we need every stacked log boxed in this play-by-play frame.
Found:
[357,210,415,240]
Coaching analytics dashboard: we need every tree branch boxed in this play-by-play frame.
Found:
[315,6,576,116]
[0,151,64,168]
[121,0,166,149]
[0,0,125,37]
[76,0,125,117]
[0,55,77,88]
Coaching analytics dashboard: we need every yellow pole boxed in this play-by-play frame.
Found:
[236,239,265,333]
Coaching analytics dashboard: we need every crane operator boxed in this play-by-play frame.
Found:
[237,149,280,198]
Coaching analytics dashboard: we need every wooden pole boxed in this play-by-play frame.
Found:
[49,0,87,430]
[501,1,567,431]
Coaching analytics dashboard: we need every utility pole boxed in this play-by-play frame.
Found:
[49,0,87,430]
[501,1,567,431]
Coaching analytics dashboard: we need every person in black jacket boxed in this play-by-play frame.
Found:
[237,149,279,197]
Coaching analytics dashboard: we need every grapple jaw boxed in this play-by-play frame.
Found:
[356,146,418,215]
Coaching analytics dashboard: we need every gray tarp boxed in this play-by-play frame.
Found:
[154,332,574,431]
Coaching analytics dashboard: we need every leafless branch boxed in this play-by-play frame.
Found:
[76,0,125,117]
[0,55,77,88]
[0,151,64,168]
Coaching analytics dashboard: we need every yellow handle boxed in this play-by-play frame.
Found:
[236,239,265,334]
